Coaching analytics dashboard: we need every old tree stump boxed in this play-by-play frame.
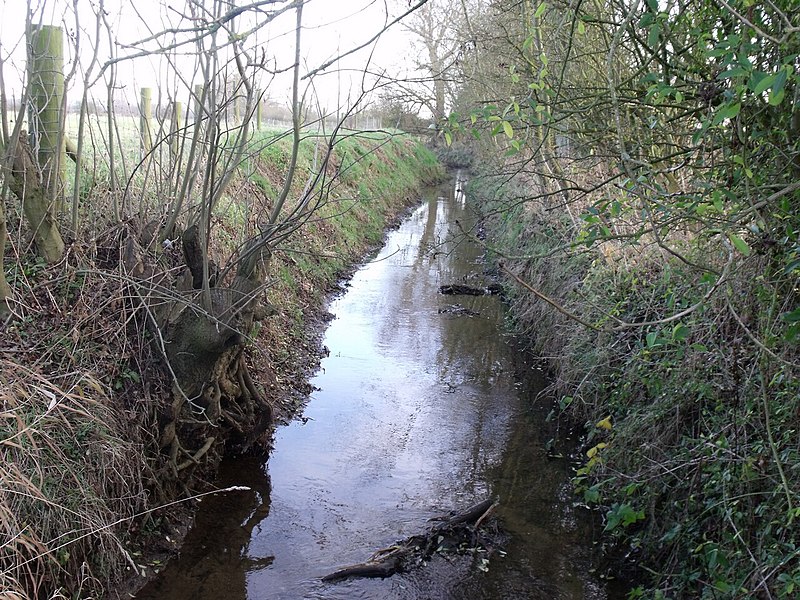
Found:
[124,222,277,480]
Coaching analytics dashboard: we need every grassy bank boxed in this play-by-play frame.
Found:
[469,172,800,599]
[0,131,443,599]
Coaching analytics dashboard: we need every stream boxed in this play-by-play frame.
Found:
[136,174,628,599]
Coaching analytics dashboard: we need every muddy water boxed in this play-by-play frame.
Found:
[137,175,626,600]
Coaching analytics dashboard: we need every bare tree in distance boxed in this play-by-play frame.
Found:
[390,0,488,129]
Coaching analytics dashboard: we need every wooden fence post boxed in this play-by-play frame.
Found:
[256,90,262,131]
[171,100,183,159]
[0,195,11,318]
[140,87,152,160]
[28,24,65,207]
[194,85,204,116]
[193,84,205,137]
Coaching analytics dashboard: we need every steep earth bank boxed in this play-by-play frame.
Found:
[0,132,444,600]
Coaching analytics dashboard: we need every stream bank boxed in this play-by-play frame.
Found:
[136,173,630,599]
[121,134,446,597]
[0,133,444,600]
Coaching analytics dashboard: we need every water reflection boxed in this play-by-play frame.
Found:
[136,456,271,598]
[137,173,625,600]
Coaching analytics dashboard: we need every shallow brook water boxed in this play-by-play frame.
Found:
[137,174,628,599]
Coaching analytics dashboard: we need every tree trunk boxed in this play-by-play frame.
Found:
[8,136,65,263]
[122,225,277,477]
[157,276,276,463]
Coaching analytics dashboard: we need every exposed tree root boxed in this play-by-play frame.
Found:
[121,223,276,483]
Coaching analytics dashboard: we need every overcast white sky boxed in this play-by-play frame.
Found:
[0,0,419,111]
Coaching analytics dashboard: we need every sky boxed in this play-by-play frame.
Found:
[0,0,419,112]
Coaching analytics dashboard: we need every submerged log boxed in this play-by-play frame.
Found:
[439,284,485,296]
[439,283,505,296]
[440,498,495,526]
[321,498,498,583]
[438,303,480,317]
[321,555,402,582]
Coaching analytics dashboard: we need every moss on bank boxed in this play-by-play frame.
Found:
[469,173,800,599]
[0,131,443,599]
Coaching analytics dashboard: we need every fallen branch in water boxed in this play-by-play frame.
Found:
[439,283,504,296]
[321,498,499,583]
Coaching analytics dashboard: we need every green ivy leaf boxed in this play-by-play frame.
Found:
[672,323,690,342]
[584,486,601,503]
[768,88,785,106]
[772,67,788,95]
[647,22,660,47]
[712,102,740,126]
[646,331,659,347]
[718,66,748,79]
[605,503,645,532]
[712,192,724,212]
[502,120,514,139]
[781,307,800,323]
[713,580,734,593]
[728,233,751,256]
[534,1,547,19]
[522,34,534,54]
[751,72,776,95]
[783,257,800,274]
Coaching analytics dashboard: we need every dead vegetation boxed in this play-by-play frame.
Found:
[0,346,147,597]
